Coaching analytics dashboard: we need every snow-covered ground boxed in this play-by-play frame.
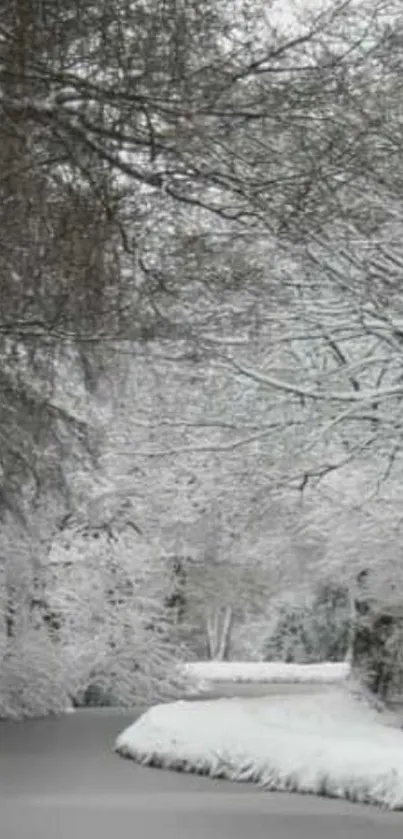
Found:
[115,662,403,810]
[182,660,350,689]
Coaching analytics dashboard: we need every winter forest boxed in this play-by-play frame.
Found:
[2,0,403,717]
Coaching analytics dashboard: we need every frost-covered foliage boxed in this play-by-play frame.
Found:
[4,0,403,717]
[44,520,186,707]
[263,581,350,664]
[0,515,185,718]
[0,627,71,719]
[352,569,403,703]
[0,519,73,718]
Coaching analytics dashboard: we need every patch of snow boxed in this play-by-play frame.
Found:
[115,685,403,810]
[182,660,350,688]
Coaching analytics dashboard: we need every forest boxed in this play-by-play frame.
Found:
[1,0,403,717]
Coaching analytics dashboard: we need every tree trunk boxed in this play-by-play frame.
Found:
[205,605,233,660]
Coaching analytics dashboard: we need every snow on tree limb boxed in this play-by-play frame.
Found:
[230,359,403,405]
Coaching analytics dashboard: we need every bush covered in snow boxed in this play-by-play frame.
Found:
[0,626,72,719]
[263,581,350,664]
[352,569,403,703]
[0,519,186,718]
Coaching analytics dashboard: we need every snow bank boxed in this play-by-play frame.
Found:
[182,660,350,687]
[115,686,403,810]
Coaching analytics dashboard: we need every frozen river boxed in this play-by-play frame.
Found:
[1,706,403,838]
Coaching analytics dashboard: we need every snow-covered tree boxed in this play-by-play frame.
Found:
[3,0,403,716]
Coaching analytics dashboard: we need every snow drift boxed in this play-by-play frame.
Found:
[182,660,350,688]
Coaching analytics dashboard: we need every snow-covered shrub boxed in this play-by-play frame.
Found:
[0,524,72,719]
[0,518,186,718]
[263,581,350,664]
[45,521,186,708]
[0,626,70,719]
[352,570,403,702]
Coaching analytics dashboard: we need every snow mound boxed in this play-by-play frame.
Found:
[115,686,403,810]
[182,660,349,687]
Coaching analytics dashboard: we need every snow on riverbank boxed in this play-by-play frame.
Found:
[115,683,403,810]
[182,660,350,688]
